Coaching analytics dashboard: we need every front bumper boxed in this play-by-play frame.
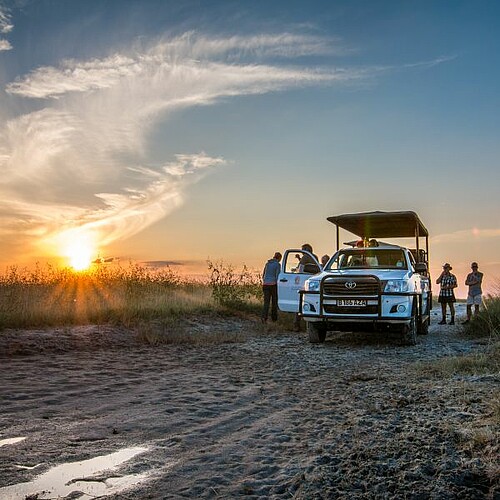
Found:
[299,274,418,324]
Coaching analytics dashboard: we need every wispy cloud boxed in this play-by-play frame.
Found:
[49,153,226,253]
[2,32,366,261]
[432,228,500,244]
[402,55,457,70]
[0,39,11,51]
[6,33,356,99]
[0,7,12,33]
[0,5,13,51]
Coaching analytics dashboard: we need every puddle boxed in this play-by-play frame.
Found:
[14,463,43,470]
[0,437,26,447]
[0,446,150,499]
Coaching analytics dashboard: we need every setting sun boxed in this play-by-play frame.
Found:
[59,231,96,271]
[68,245,93,271]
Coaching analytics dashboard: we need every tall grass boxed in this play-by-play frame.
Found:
[0,262,230,330]
[462,292,500,339]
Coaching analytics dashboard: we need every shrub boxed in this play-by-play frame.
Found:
[463,293,500,339]
[207,259,262,309]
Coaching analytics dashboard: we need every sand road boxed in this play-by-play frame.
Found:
[1,305,498,499]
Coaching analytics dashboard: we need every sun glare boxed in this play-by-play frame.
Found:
[69,245,92,271]
[61,232,95,271]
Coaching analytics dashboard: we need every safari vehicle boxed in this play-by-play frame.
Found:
[278,211,432,345]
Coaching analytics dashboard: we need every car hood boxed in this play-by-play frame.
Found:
[313,269,412,281]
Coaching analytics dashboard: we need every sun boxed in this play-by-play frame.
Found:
[61,232,95,271]
[68,244,93,271]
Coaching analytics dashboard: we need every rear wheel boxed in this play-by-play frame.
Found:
[307,322,326,343]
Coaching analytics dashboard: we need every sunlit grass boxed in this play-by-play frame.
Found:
[462,287,500,340]
[417,343,500,377]
[0,262,261,330]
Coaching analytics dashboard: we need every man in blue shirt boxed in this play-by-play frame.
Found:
[261,252,282,323]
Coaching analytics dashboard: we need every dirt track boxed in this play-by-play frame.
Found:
[1,304,499,499]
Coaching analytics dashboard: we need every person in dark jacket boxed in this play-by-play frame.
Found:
[261,252,282,323]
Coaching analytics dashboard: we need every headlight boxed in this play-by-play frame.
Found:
[305,279,320,292]
[383,280,410,293]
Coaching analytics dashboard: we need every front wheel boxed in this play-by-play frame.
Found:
[307,322,326,343]
[402,316,417,346]
[418,318,429,335]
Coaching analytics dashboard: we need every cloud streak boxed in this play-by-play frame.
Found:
[2,32,367,262]
[6,33,356,99]
[432,228,500,245]
[0,6,13,51]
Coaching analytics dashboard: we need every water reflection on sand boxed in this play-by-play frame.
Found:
[0,446,149,500]
[0,437,26,448]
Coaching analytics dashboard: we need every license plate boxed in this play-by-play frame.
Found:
[337,299,367,307]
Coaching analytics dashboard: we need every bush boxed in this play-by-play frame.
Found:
[463,294,500,339]
[207,259,262,309]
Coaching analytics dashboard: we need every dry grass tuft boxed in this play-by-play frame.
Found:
[134,321,245,346]
[418,345,500,377]
[462,290,500,339]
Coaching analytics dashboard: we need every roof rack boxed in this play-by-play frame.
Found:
[327,211,429,262]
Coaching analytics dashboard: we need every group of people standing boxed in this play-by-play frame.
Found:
[436,262,484,325]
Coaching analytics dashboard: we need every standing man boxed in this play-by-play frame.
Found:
[436,263,458,325]
[261,252,282,323]
[463,262,483,324]
[296,243,318,272]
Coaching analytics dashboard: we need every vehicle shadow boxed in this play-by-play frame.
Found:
[320,329,419,347]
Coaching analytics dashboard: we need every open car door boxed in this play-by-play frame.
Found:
[278,249,321,312]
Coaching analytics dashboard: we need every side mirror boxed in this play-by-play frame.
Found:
[414,262,428,274]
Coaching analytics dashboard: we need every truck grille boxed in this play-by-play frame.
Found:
[323,277,379,296]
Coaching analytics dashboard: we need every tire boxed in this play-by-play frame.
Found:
[417,294,431,335]
[402,316,417,346]
[307,322,326,343]
[418,318,429,335]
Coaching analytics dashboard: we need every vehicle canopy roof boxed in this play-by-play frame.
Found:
[327,211,428,239]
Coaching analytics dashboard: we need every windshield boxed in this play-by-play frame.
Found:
[327,249,408,270]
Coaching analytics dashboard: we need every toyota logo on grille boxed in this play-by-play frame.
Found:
[345,281,357,289]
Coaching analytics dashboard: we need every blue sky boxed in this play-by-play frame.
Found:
[1,0,499,295]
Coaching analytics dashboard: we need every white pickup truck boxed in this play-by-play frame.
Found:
[278,211,432,345]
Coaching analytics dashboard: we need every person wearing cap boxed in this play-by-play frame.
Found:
[436,263,458,325]
[261,252,282,323]
[463,262,483,324]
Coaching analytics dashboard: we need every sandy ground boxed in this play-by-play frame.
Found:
[0,303,499,499]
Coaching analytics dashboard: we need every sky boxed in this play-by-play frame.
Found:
[0,0,499,297]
